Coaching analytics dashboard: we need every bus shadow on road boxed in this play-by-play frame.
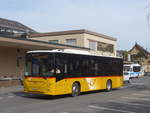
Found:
[12,91,72,100]
[12,89,118,100]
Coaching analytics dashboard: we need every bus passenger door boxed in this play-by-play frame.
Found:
[55,74,68,94]
[54,54,69,94]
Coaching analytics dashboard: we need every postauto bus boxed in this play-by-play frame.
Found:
[23,49,123,97]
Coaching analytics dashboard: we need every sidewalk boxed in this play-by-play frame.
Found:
[0,85,23,95]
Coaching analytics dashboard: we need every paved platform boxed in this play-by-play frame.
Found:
[0,85,23,95]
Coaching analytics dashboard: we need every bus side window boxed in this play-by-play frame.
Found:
[67,55,81,77]
[95,63,98,75]
[55,54,66,75]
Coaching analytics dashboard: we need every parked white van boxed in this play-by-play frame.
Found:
[123,64,142,83]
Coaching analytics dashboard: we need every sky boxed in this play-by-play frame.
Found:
[0,0,150,50]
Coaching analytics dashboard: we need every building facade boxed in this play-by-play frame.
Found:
[129,43,150,72]
[0,19,89,87]
[30,29,117,57]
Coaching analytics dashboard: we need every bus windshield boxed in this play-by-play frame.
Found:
[25,53,55,77]
[123,66,130,72]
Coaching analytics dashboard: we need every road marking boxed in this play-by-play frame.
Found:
[8,95,14,98]
[120,86,129,89]
[109,100,150,107]
[88,105,136,113]
[132,93,150,97]
[131,83,145,85]
[122,97,150,101]
[120,84,137,89]
[140,91,150,95]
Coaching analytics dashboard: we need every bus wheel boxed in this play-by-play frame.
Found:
[106,80,112,92]
[72,83,80,97]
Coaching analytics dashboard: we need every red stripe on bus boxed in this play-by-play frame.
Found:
[24,76,55,79]
[24,75,122,79]
[65,75,122,79]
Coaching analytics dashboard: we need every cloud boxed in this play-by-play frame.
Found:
[0,0,150,50]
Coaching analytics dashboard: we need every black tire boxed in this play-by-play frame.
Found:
[72,83,80,97]
[106,80,112,92]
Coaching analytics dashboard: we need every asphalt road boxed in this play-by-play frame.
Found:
[1,76,150,113]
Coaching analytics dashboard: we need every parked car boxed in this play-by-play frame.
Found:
[123,64,143,83]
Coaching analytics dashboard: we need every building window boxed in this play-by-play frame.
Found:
[49,40,59,44]
[97,42,114,53]
[89,40,97,51]
[66,39,76,46]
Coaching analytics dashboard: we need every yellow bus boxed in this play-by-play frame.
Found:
[23,49,123,97]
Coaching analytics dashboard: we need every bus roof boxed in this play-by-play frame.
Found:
[27,49,122,59]
[124,64,141,67]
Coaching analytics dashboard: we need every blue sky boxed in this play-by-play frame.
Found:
[1,0,150,50]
